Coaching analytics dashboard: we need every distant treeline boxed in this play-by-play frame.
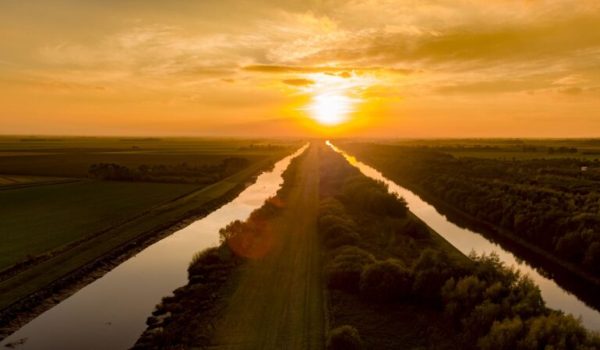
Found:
[237,143,286,151]
[344,144,600,279]
[88,157,248,184]
[319,145,600,350]
[19,138,64,142]
[418,144,578,154]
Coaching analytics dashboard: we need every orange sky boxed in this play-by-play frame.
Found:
[1,0,600,137]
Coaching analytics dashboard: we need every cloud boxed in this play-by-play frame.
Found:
[282,78,314,86]
[436,78,550,95]
[558,86,583,95]
[243,64,412,75]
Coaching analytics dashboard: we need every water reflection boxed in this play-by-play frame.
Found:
[1,144,308,350]
[327,141,600,331]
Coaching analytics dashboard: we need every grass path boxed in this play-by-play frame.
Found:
[211,146,324,349]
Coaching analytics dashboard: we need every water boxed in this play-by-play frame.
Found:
[327,141,600,331]
[1,145,308,350]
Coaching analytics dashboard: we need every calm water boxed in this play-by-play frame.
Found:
[328,141,600,331]
[1,145,308,350]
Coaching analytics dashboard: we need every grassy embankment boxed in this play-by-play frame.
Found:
[318,143,600,349]
[135,144,322,349]
[0,137,296,334]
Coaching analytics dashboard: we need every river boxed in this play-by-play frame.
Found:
[327,141,600,331]
[1,145,308,350]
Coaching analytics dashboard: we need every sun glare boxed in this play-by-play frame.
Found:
[299,72,373,128]
[309,93,354,125]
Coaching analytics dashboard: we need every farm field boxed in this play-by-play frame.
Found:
[0,180,200,270]
[0,136,297,324]
[0,136,290,178]
[0,175,68,186]
[366,138,600,161]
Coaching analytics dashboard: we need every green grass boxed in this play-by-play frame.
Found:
[364,138,600,160]
[0,174,67,186]
[0,155,283,311]
[0,136,297,178]
[0,181,200,269]
[0,136,299,313]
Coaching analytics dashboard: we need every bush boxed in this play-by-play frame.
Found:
[326,247,375,292]
[341,176,408,217]
[584,242,600,273]
[319,198,347,216]
[327,325,362,350]
[398,219,430,240]
[319,215,360,249]
[188,246,233,280]
[359,259,413,302]
[521,313,589,350]
[412,249,459,301]
[478,316,524,350]
[325,230,360,250]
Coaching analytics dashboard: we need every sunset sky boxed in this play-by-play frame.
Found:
[1,0,600,137]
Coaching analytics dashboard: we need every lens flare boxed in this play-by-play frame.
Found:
[308,93,354,125]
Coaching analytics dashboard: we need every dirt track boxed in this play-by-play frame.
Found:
[211,146,324,349]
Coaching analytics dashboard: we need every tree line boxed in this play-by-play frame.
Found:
[88,157,248,184]
[319,144,600,350]
[343,143,600,278]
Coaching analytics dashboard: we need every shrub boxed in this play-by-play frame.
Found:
[397,219,430,240]
[318,198,347,219]
[359,259,413,302]
[188,246,233,280]
[326,247,375,292]
[521,313,589,350]
[319,215,360,249]
[441,275,486,319]
[327,325,362,350]
[341,176,407,217]
[478,316,524,350]
[412,249,459,301]
[584,242,600,273]
[325,230,360,250]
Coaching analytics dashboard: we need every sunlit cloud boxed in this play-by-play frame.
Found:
[1,0,600,136]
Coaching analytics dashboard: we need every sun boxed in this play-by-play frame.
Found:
[309,93,354,126]
[296,72,373,127]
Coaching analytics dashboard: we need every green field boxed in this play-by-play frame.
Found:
[365,138,600,160]
[0,136,292,178]
[0,181,199,269]
[0,136,298,315]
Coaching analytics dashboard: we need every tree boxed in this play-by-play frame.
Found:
[359,259,413,302]
[327,325,363,350]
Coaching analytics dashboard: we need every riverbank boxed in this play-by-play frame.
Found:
[0,154,285,341]
[404,182,600,306]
